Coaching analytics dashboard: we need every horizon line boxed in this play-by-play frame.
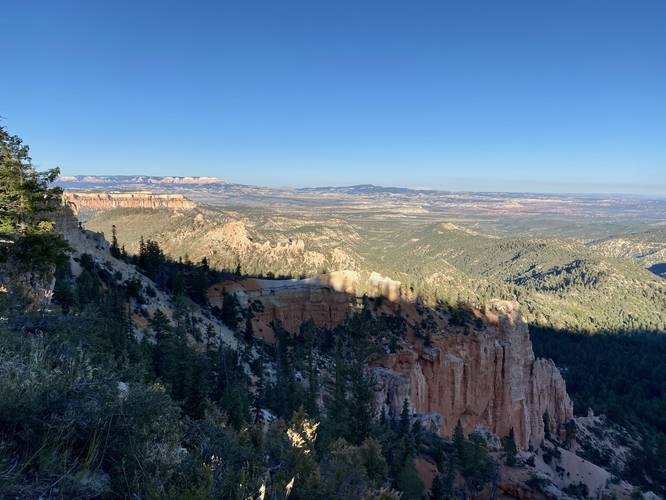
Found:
[56,174,666,201]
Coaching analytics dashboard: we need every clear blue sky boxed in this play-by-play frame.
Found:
[2,0,665,194]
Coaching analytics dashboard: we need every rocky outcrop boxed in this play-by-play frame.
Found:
[62,191,196,213]
[208,277,351,338]
[208,271,403,338]
[214,273,573,449]
[371,301,573,449]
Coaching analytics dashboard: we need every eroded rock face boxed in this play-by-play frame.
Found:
[207,271,401,338]
[62,191,196,213]
[371,301,573,449]
[211,274,573,449]
[208,277,351,338]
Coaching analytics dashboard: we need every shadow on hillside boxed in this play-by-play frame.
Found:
[48,232,666,494]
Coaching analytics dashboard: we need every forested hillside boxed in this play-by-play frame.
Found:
[590,228,666,277]
[88,208,666,334]
[5,125,666,497]
[2,126,521,499]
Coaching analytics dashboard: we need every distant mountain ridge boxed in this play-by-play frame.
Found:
[298,184,434,195]
[57,175,225,189]
[55,175,666,221]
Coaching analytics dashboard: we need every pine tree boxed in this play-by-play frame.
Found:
[504,428,518,466]
[328,339,350,439]
[379,406,388,428]
[185,359,208,419]
[347,355,374,444]
[205,323,216,351]
[430,474,445,500]
[463,432,494,491]
[396,460,424,499]
[441,460,455,498]
[0,125,68,271]
[244,315,254,343]
[306,348,320,417]
[221,380,250,430]
[399,399,412,436]
[150,309,173,379]
[110,224,121,258]
[220,292,239,331]
[273,326,298,418]
[453,420,466,468]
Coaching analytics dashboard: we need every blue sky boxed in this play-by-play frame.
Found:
[2,0,665,194]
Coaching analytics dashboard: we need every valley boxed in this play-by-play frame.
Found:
[55,177,666,496]
[3,162,666,499]
[4,2,664,497]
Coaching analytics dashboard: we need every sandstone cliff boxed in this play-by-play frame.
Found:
[62,191,196,213]
[371,301,573,449]
[210,272,574,449]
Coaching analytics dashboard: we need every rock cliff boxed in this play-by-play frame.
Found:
[371,301,573,449]
[208,271,404,339]
[62,191,196,213]
[212,273,574,449]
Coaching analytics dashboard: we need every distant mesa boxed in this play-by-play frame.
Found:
[62,191,197,213]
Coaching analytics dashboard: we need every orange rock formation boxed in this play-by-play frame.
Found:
[210,273,573,449]
[372,301,573,449]
[62,191,196,213]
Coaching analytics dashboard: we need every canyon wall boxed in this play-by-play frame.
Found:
[371,301,573,449]
[62,191,196,213]
[213,273,574,449]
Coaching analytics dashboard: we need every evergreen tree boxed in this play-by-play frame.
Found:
[347,355,374,444]
[328,338,350,440]
[306,347,320,417]
[205,323,216,351]
[0,125,68,271]
[462,432,494,492]
[184,358,208,419]
[399,399,412,436]
[396,460,424,499]
[150,309,173,379]
[453,420,466,468]
[244,315,254,343]
[110,224,121,258]
[430,474,445,500]
[504,428,518,466]
[138,238,164,280]
[221,380,250,430]
[220,292,239,331]
[272,326,300,418]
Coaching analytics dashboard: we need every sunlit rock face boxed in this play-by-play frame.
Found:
[211,273,573,449]
[62,191,196,213]
[371,301,573,449]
